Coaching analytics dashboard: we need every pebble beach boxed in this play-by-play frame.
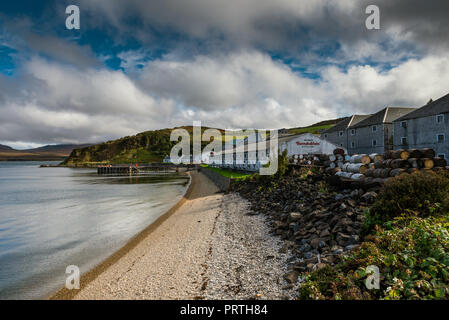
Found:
[51,171,295,300]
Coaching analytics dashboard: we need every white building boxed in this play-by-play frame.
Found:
[279,133,346,156]
[203,132,344,172]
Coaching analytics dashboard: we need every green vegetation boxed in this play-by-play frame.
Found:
[62,126,223,166]
[299,217,449,300]
[289,124,334,135]
[249,149,290,184]
[362,171,449,235]
[61,118,347,166]
[201,165,251,180]
[299,172,449,300]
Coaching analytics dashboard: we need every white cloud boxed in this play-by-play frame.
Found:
[2,49,449,145]
[138,50,337,128]
[323,54,449,114]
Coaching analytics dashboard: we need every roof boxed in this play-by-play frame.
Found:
[322,115,371,133]
[214,133,318,155]
[350,107,415,129]
[395,93,449,121]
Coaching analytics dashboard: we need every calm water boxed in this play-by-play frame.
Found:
[0,161,190,299]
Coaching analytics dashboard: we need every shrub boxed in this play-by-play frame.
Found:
[298,217,449,300]
[362,172,449,234]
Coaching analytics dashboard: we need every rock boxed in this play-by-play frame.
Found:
[350,190,357,198]
[289,212,302,221]
[321,256,334,264]
[335,193,345,201]
[293,265,307,273]
[340,218,353,226]
[347,235,360,245]
[333,248,343,255]
[361,191,378,203]
[315,263,327,270]
[346,199,357,208]
[292,223,300,233]
[344,244,358,251]
[303,252,314,259]
[336,233,351,246]
[310,238,322,249]
[320,229,330,237]
[284,270,300,284]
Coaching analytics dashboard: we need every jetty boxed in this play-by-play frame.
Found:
[97,164,198,175]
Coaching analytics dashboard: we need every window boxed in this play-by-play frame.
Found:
[401,121,407,128]
[372,125,377,132]
[437,154,446,159]
[372,139,377,147]
[339,131,344,137]
[401,137,407,145]
[340,143,343,147]
[350,129,355,135]
[436,114,444,124]
[351,141,355,148]
[437,134,445,143]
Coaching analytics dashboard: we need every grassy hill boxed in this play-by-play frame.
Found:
[61,126,224,167]
[60,117,348,166]
[287,117,346,135]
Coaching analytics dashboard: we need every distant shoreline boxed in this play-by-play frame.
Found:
[0,158,65,162]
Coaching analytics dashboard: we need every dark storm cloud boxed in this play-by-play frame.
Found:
[77,0,449,59]
[1,15,100,69]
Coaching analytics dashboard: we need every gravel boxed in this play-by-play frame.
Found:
[202,193,297,300]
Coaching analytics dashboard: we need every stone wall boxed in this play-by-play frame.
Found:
[200,167,231,192]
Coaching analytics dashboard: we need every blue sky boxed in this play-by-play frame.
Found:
[1,0,449,148]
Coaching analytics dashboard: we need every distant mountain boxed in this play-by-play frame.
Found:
[0,144,93,161]
[0,144,13,151]
[25,144,93,155]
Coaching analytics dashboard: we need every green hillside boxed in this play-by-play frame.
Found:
[288,124,334,135]
[287,117,346,135]
[61,126,223,167]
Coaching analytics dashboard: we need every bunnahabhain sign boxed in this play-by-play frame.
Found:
[281,133,345,156]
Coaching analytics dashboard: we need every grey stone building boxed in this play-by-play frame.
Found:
[347,107,415,155]
[321,115,370,149]
[393,93,449,159]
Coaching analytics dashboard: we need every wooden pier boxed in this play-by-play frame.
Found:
[97,164,198,175]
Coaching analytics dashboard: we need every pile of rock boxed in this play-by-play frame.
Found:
[232,170,379,285]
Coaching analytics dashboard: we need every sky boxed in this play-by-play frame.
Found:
[1,0,449,149]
